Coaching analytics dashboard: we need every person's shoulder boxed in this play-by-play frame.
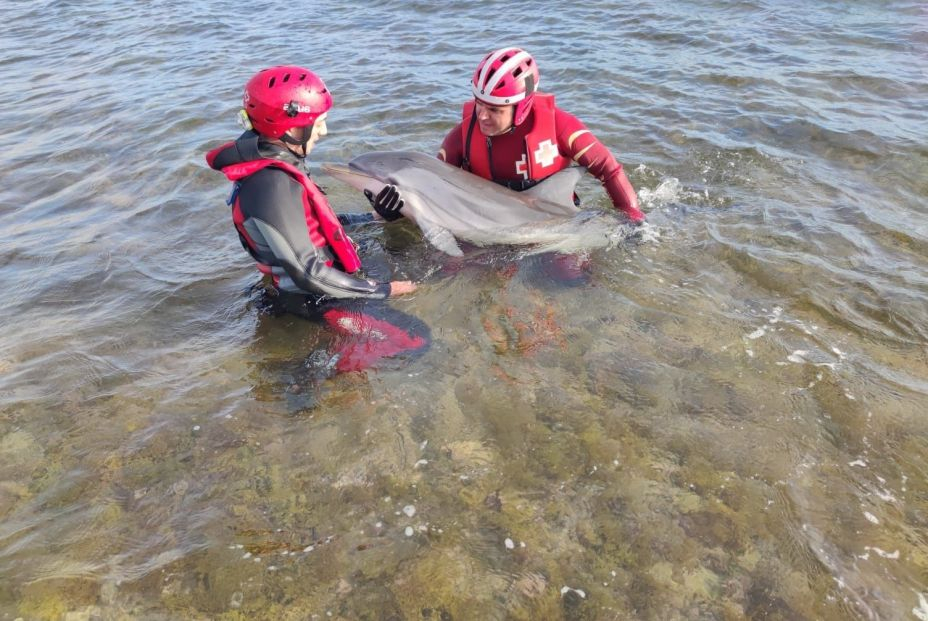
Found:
[238,166,301,206]
[552,104,587,131]
[442,121,465,146]
[241,165,297,187]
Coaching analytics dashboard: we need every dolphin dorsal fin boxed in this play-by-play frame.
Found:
[522,166,586,206]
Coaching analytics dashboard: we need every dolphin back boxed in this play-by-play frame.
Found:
[326,151,621,255]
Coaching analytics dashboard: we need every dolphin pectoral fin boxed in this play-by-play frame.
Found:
[416,218,464,257]
[522,166,586,209]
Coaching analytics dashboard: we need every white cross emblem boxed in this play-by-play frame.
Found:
[515,154,529,179]
[533,139,559,168]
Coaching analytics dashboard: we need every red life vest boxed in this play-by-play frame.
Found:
[461,93,571,185]
[208,147,362,274]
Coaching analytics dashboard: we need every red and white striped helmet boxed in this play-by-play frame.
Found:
[471,47,540,126]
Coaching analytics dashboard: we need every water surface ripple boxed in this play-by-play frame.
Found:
[1,1,926,619]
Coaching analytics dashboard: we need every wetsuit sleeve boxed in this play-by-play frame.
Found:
[337,212,375,226]
[555,109,645,223]
[438,123,465,167]
[238,170,391,299]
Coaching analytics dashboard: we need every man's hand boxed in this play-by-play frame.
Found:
[365,185,405,222]
[389,280,417,296]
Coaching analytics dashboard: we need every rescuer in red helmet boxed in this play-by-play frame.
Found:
[206,66,428,373]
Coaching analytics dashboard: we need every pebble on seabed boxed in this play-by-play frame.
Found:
[560,586,587,599]
[403,504,416,517]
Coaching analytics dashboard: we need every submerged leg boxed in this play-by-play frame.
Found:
[320,301,430,373]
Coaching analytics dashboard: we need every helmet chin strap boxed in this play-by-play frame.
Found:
[280,132,310,159]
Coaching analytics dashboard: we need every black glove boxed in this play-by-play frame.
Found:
[365,185,404,222]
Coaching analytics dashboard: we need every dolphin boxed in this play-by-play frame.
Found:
[321,151,631,256]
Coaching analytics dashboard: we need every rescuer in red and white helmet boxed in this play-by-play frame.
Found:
[432,47,645,224]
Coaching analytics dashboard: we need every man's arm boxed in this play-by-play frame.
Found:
[239,170,391,299]
[438,123,465,167]
[337,212,375,227]
[555,109,645,223]
[252,219,390,298]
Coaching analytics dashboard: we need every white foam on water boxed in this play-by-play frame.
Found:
[875,488,897,502]
[787,350,809,363]
[636,221,661,244]
[864,546,899,559]
[914,592,928,621]
[638,177,681,208]
[746,328,766,340]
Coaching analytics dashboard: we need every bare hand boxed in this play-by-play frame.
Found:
[389,280,417,296]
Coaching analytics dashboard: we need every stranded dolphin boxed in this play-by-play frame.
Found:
[322,151,632,256]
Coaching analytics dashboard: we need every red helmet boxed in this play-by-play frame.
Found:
[471,47,540,126]
[243,65,332,139]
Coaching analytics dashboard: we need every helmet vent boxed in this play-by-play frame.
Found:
[299,73,307,81]
[283,73,291,83]
[268,77,276,88]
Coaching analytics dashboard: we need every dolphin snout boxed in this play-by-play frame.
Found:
[321,162,387,197]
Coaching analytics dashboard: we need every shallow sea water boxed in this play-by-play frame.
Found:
[1,1,927,619]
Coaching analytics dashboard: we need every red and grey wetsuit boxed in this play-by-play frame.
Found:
[206,132,429,373]
[439,94,645,223]
[206,132,388,299]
